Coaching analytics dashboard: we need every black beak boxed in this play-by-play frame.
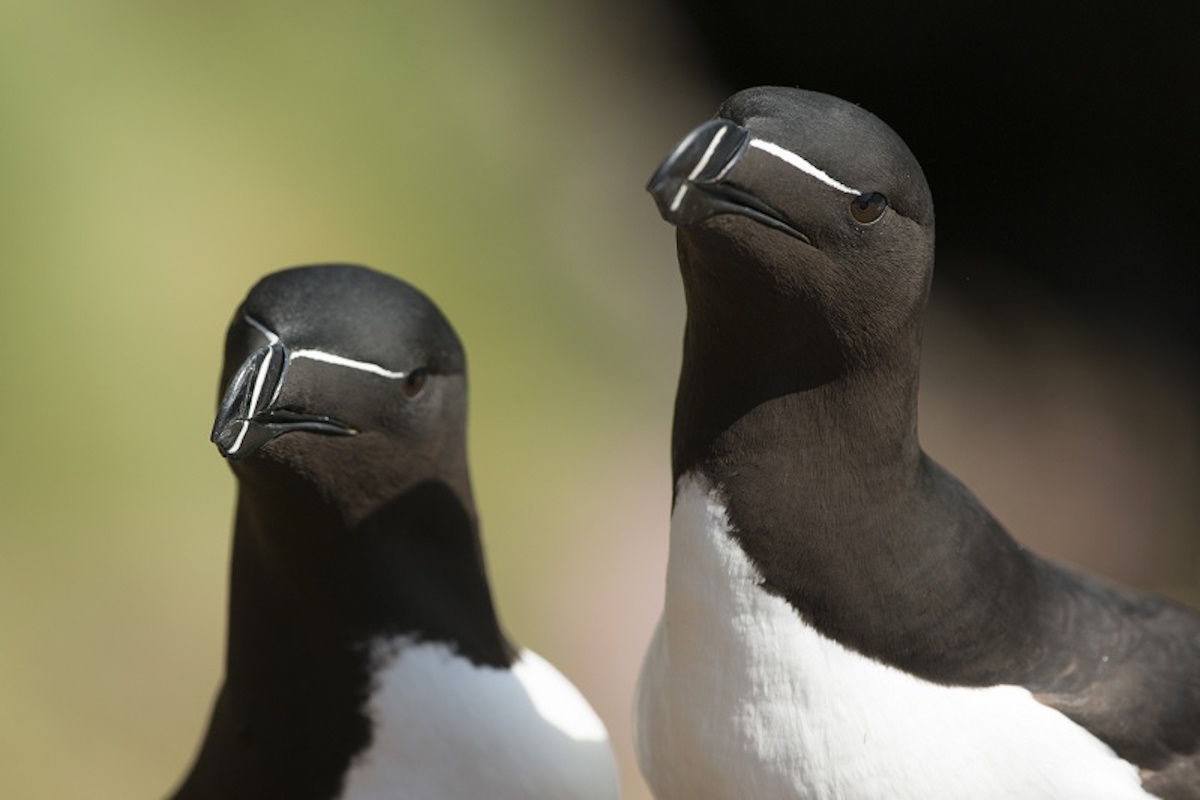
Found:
[648,118,811,243]
[212,341,351,460]
[648,118,751,226]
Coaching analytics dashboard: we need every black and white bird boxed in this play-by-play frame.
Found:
[171,264,619,800]
[634,87,1200,799]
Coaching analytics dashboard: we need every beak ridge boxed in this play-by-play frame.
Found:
[647,118,750,227]
[212,343,287,459]
[212,340,355,460]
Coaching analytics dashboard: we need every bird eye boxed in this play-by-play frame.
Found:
[402,368,428,399]
[850,192,888,225]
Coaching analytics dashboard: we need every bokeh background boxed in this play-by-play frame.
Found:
[1,2,1196,798]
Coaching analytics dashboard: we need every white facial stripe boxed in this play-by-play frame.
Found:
[221,313,405,455]
[242,313,407,380]
[290,349,407,380]
[749,138,860,195]
[243,313,280,344]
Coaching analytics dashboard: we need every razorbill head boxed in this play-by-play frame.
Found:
[635,87,1200,799]
[172,264,619,800]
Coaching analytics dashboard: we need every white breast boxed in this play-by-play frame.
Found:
[338,640,620,800]
[634,472,1153,799]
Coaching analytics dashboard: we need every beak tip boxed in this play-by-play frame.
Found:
[212,341,284,462]
[210,422,242,460]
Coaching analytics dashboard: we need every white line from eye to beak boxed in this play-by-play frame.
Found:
[748,139,860,195]
[289,350,407,380]
[242,313,407,380]
[243,313,280,344]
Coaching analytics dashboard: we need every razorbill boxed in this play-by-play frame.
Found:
[170,263,620,800]
[634,87,1200,799]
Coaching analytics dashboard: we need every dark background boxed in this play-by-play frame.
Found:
[668,0,1200,344]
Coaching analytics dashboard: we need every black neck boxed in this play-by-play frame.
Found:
[671,222,926,484]
[672,238,1045,684]
[172,455,511,799]
[672,282,926,531]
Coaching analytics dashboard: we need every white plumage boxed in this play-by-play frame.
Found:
[635,473,1151,800]
[341,639,619,800]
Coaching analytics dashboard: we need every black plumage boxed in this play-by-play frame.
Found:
[170,265,556,799]
[646,87,1200,797]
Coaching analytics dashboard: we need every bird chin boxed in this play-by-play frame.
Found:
[711,206,814,246]
[680,207,814,253]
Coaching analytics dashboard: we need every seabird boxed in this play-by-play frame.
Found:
[171,263,620,800]
[634,87,1200,799]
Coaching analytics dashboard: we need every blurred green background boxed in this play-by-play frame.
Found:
[1,2,1196,799]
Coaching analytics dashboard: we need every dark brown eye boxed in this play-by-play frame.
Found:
[850,192,888,225]
[402,368,428,399]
